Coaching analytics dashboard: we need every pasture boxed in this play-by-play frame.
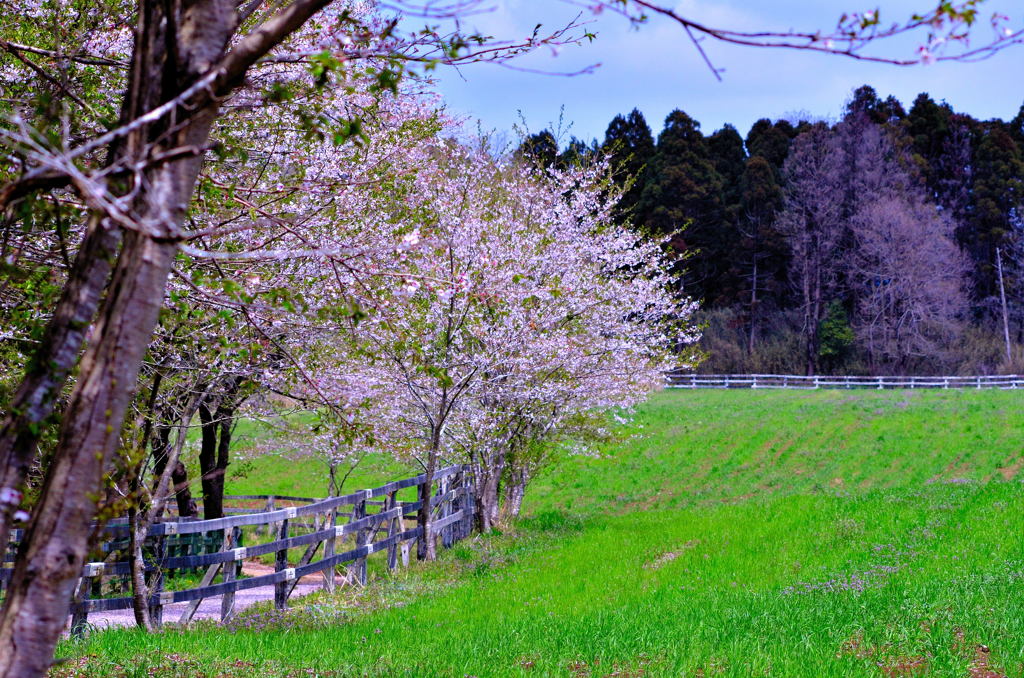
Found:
[56,389,1024,677]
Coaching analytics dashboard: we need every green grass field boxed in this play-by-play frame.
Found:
[57,389,1024,677]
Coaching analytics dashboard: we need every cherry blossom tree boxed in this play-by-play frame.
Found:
[307,140,699,547]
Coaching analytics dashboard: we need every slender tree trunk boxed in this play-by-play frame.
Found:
[748,256,759,355]
[129,395,199,631]
[128,506,154,631]
[802,245,816,376]
[997,246,1012,364]
[328,461,338,496]
[0,218,121,552]
[198,404,223,520]
[475,449,505,532]
[417,426,440,561]
[152,425,195,517]
[503,465,528,521]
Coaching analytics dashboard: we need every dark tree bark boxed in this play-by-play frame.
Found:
[196,379,245,520]
[197,402,232,520]
[152,425,196,517]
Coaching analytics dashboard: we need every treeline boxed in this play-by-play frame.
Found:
[521,86,1024,375]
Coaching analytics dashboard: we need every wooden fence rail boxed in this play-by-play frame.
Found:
[665,373,1024,390]
[0,464,473,635]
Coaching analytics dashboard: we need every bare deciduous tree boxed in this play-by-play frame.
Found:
[777,124,846,375]
[849,196,969,372]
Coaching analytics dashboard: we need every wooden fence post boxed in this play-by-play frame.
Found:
[274,515,291,610]
[323,507,337,592]
[416,478,427,561]
[262,496,275,537]
[385,490,399,572]
[437,475,449,549]
[353,491,370,586]
[220,526,240,622]
[70,563,101,638]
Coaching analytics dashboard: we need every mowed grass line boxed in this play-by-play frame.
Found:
[59,389,1024,677]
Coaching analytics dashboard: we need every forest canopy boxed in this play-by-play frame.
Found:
[523,85,1024,376]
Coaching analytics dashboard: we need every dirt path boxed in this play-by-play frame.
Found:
[82,563,338,630]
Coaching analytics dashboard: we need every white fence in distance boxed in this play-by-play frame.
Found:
[665,373,1024,390]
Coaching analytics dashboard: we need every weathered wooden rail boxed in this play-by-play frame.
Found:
[0,464,473,634]
[666,372,1024,390]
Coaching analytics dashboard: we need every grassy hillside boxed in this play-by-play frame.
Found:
[59,389,1024,677]
[529,388,1024,515]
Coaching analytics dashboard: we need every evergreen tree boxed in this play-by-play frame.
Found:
[845,85,905,124]
[907,93,952,197]
[517,130,559,168]
[708,124,747,210]
[706,124,748,305]
[968,122,1024,298]
[746,118,792,172]
[639,109,725,302]
[738,155,787,352]
[602,109,656,224]
[558,137,598,168]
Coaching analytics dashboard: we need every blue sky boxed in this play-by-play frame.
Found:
[414,0,1023,145]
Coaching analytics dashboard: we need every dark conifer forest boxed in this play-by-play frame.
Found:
[521,85,1024,375]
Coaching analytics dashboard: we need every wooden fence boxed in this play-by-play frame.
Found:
[0,464,473,635]
[665,373,1024,390]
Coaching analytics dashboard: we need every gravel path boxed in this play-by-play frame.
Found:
[82,564,338,630]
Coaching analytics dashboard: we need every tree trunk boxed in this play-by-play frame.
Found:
[0,232,179,675]
[417,434,439,562]
[0,0,235,667]
[198,404,223,520]
[152,425,195,518]
[0,218,121,553]
[197,400,236,520]
[170,461,196,517]
[802,253,816,376]
[748,256,759,355]
[128,506,154,631]
[502,465,528,521]
[475,450,505,532]
[129,397,199,631]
